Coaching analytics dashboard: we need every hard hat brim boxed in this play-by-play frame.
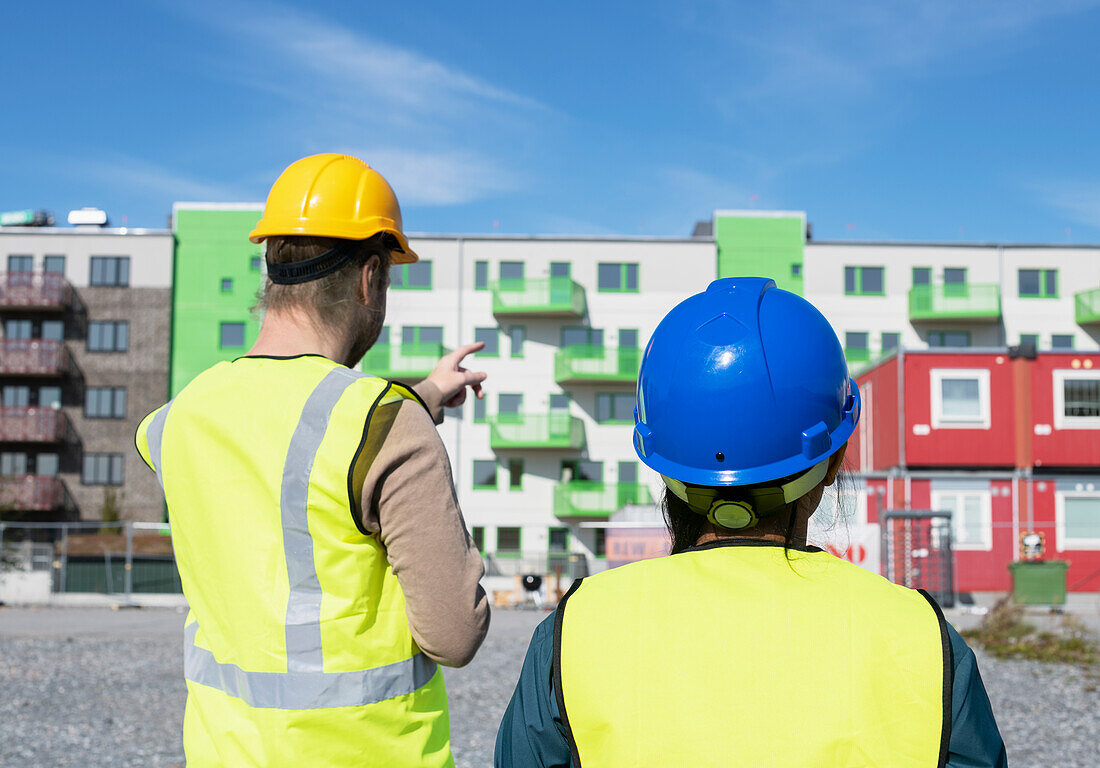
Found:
[248,221,419,264]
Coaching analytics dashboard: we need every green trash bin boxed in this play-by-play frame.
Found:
[1008,560,1069,605]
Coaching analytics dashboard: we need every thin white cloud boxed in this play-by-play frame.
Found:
[345,147,521,207]
[61,153,252,203]
[1034,181,1100,230]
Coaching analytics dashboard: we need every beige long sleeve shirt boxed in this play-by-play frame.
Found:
[358,380,490,667]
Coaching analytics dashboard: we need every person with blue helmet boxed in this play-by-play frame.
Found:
[495,277,1006,767]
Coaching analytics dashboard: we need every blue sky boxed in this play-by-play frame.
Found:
[3,0,1100,241]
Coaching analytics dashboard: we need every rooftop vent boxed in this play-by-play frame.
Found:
[67,208,109,227]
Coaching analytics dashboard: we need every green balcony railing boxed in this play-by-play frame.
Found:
[555,345,640,384]
[490,276,586,317]
[488,413,585,450]
[553,481,652,518]
[362,342,445,380]
[1075,287,1100,325]
[908,283,1001,321]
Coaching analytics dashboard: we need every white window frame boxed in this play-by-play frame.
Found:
[932,489,992,551]
[1052,369,1100,430]
[930,368,991,429]
[1055,491,1100,550]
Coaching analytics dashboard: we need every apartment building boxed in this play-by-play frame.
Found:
[0,223,173,523]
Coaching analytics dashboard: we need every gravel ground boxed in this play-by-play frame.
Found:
[1,606,1097,767]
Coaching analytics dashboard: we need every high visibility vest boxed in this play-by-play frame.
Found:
[555,541,951,768]
[136,355,452,767]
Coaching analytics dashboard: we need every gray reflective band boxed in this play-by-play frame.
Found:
[281,367,371,672]
[184,621,438,710]
[146,401,174,489]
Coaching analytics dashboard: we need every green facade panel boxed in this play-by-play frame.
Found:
[171,207,265,396]
[714,213,805,295]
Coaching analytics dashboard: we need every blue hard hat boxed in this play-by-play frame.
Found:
[633,277,860,488]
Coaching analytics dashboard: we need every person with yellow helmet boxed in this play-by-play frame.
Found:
[137,154,489,767]
[495,278,1006,767]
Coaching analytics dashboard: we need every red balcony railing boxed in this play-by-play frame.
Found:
[0,272,71,310]
[0,475,67,512]
[0,339,69,376]
[0,407,68,443]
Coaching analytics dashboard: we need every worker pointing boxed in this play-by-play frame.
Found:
[137,153,489,767]
[495,277,1006,767]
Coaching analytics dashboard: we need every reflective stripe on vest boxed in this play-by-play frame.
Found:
[555,542,951,768]
[145,366,438,710]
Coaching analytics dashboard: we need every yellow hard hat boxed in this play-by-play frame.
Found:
[249,153,418,264]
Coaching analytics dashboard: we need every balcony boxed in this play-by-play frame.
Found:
[0,272,71,311]
[0,407,70,443]
[555,345,640,385]
[908,283,1001,322]
[488,413,586,451]
[0,475,69,513]
[362,343,445,381]
[1076,287,1100,325]
[554,481,652,518]
[491,277,586,318]
[0,340,71,377]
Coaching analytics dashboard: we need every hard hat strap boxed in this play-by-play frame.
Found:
[267,241,375,285]
[662,457,831,524]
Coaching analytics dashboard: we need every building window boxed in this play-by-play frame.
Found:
[499,261,524,282]
[1,452,29,475]
[845,332,869,362]
[474,327,499,356]
[619,329,638,348]
[594,527,607,558]
[561,326,603,348]
[563,459,602,483]
[1018,268,1057,298]
[474,261,489,290]
[220,278,233,292]
[2,386,29,407]
[881,332,900,354]
[930,368,991,429]
[4,319,32,339]
[508,458,524,489]
[549,527,569,552]
[1019,333,1039,349]
[844,266,884,296]
[498,393,523,418]
[89,256,130,287]
[1051,334,1075,350]
[549,394,570,412]
[44,255,66,275]
[932,490,992,551]
[402,326,443,349]
[1053,370,1100,429]
[40,320,63,342]
[509,326,525,357]
[391,261,432,290]
[912,267,931,287]
[550,262,570,278]
[39,386,61,409]
[473,397,486,423]
[473,460,497,489]
[87,321,129,353]
[85,387,126,419]
[7,255,33,273]
[791,263,802,278]
[1057,493,1100,549]
[496,526,521,555]
[36,453,59,477]
[943,268,968,295]
[596,392,635,423]
[220,322,245,348]
[250,256,262,272]
[471,526,485,552]
[82,453,124,486]
[598,263,639,293]
[928,330,970,348]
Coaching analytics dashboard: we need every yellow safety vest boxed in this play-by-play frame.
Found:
[556,540,951,768]
[136,355,452,767]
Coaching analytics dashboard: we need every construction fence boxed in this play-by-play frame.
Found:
[0,521,182,603]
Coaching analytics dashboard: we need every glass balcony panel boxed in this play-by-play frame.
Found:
[0,272,71,310]
[553,481,652,518]
[490,276,586,318]
[908,283,1001,321]
[555,345,641,384]
[361,342,446,380]
[1075,287,1100,325]
[488,413,585,450]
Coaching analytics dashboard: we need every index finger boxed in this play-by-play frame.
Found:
[447,341,486,364]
